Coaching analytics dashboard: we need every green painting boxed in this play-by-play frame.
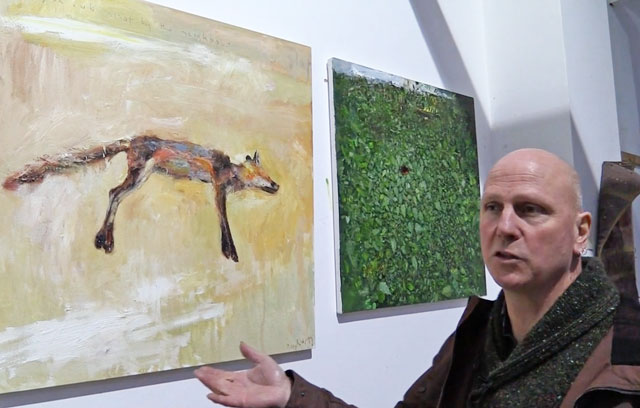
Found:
[329,58,485,313]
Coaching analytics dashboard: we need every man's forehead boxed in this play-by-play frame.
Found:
[482,149,578,206]
[485,158,555,189]
[486,164,547,183]
[481,175,552,201]
[490,149,576,180]
[490,148,572,171]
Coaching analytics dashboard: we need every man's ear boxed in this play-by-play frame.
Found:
[574,211,592,255]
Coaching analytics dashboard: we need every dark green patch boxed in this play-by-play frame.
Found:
[333,71,485,312]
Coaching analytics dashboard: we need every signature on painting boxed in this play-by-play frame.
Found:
[286,336,314,351]
[3,135,279,262]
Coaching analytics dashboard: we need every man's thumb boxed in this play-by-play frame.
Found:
[239,341,267,364]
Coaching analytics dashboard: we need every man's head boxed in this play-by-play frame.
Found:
[479,148,591,295]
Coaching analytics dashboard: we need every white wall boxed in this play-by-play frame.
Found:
[482,0,621,247]
[2,1,491,408]
[483,0,573,166]
[2,1,631,407]
[561,0,621,244]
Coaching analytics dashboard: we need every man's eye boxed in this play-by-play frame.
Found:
[522,204,543,215]
[484,203,499,212]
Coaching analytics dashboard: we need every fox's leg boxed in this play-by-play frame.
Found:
[214,186,238,262]
[95,158,155,253]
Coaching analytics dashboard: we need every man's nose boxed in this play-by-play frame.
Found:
[496,207,519,238]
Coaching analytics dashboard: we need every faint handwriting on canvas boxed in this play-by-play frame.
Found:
[3,135,279,262]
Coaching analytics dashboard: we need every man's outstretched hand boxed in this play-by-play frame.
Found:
[194,342,292,408]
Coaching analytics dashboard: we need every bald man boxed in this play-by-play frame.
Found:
[195,149,640,407]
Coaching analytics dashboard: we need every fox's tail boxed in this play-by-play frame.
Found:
[2,139,131,190]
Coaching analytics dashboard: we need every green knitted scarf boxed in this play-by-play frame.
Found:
[469,258,620,408]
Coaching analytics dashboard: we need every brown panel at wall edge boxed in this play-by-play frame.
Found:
[597,159,640,365]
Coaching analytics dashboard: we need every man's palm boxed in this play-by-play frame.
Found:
[195,342,292,408]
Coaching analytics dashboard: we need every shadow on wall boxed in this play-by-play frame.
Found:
[408,0,492,182]
[571,114,600,246]
[0,366,197,407]
[410,2,604,250]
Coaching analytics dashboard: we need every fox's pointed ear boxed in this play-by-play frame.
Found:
[253,151,260,164]
[245,155,252,161]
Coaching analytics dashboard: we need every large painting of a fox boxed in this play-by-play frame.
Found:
[0,0,313,394]
[3,135,279,262]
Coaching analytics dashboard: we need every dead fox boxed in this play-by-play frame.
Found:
[2,135,279,262]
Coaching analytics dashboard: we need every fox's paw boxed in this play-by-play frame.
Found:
[95,230,114,254]
[221,242,239,262]
[224,248,239,263]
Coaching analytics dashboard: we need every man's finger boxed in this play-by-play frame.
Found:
[194,366,218,383]
[195,366,234,394]
[239,341,269,364]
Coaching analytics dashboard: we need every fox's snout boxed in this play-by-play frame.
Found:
[261,181,279,194]
[2,177,19,191]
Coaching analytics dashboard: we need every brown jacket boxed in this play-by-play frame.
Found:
[286,297,640,407]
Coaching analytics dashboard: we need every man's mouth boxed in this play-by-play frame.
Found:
[495,250,522,260]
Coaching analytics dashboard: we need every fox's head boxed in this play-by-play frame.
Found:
[241,151,279,194]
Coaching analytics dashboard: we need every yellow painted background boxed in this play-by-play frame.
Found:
[0,0,313,392]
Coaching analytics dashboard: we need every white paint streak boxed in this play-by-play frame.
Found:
[0,16,258,75]
[13,178,84,285]
[134,276,175,304]
[0,302,225,387]
[150,116,185,128]
[0,15,279,97]
[2,16,143,45]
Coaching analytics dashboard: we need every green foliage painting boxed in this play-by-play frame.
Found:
[329,58,486,313]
